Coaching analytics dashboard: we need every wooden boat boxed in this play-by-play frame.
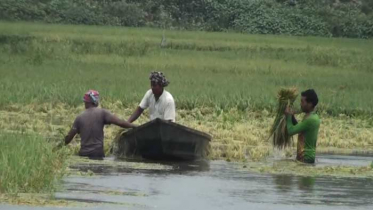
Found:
[115,119,211,161]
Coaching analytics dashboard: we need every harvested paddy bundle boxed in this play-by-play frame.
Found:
[269,87,298,149]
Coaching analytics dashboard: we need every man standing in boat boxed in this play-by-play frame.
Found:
[128,71,176,123]
[64,90,137,159]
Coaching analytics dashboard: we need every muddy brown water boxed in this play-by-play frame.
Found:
[1,155,373,210]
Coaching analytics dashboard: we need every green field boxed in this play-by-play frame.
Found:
[0,21,373,161]
[1,21,373,115]
[0,21,373,196]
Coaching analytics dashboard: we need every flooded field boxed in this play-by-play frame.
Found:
[2,155,372,210]
[1,20,373,210]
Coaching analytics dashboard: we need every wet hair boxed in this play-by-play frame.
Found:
[301,89,319,107]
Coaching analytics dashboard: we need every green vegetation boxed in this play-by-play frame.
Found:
[1,22,373,116]
[242,160,373,178]
[1,103,372,162]
[0,194,79,207]
[0,132,68,194]
[0,21,372,163]
[0,8,372,206]
[0,0,372,38]
[270,87,298,148]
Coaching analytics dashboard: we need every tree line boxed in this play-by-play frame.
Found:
[1,0,372,38]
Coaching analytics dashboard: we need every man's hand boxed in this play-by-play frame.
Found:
[284,105,294,116]
[65,128,78,145]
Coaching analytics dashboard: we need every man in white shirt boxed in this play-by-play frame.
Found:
[128,71,176,123]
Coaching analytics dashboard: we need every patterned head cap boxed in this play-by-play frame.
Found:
[149,71,169,87]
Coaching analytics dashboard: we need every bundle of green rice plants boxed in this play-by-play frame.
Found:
[269,87,298,149]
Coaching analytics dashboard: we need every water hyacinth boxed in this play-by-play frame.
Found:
[269,87,298,149]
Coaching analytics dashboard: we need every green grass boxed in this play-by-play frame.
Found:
[0,21,373,116]
[0,21,372,202]
[0,21,372,163]
[0,132,68,194]
[242,160,373,178]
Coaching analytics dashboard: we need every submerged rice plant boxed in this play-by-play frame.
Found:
[269,87,298,149]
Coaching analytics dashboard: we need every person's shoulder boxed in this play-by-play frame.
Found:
[74,111,86,123]
[306,114,321,125]
[163,92,175,105]
[98,108,113,115]
[163,90,174,101]
[142,89,153,98]
[311,113,320,120]
[145,89,153,95]
[76,110,88,118]
[74,114,82,122]
[84,108,111,117]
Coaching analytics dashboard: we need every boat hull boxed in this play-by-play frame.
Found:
[115,119,211,161]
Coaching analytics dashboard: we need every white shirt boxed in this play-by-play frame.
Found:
[139,90,176,122]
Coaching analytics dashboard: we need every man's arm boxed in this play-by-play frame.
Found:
[163,100,176,122]
[128,90,150,123]
[128,106,144,123]
[285,106,311,135]
[65,117,80,145]
[285,105,298,126]
[65,128,78,145]
[109,114,137,128]
[286,115,311,136]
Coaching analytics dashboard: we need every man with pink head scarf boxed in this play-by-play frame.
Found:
[83,89,100,106]
[65,90,136,159]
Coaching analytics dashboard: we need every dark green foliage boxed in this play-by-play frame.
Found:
[231,0,330,36]
[104,1,147,26]
[0,0,372,38]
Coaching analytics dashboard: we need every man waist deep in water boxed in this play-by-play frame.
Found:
[285,89,321,164]
[64,90,137,159]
